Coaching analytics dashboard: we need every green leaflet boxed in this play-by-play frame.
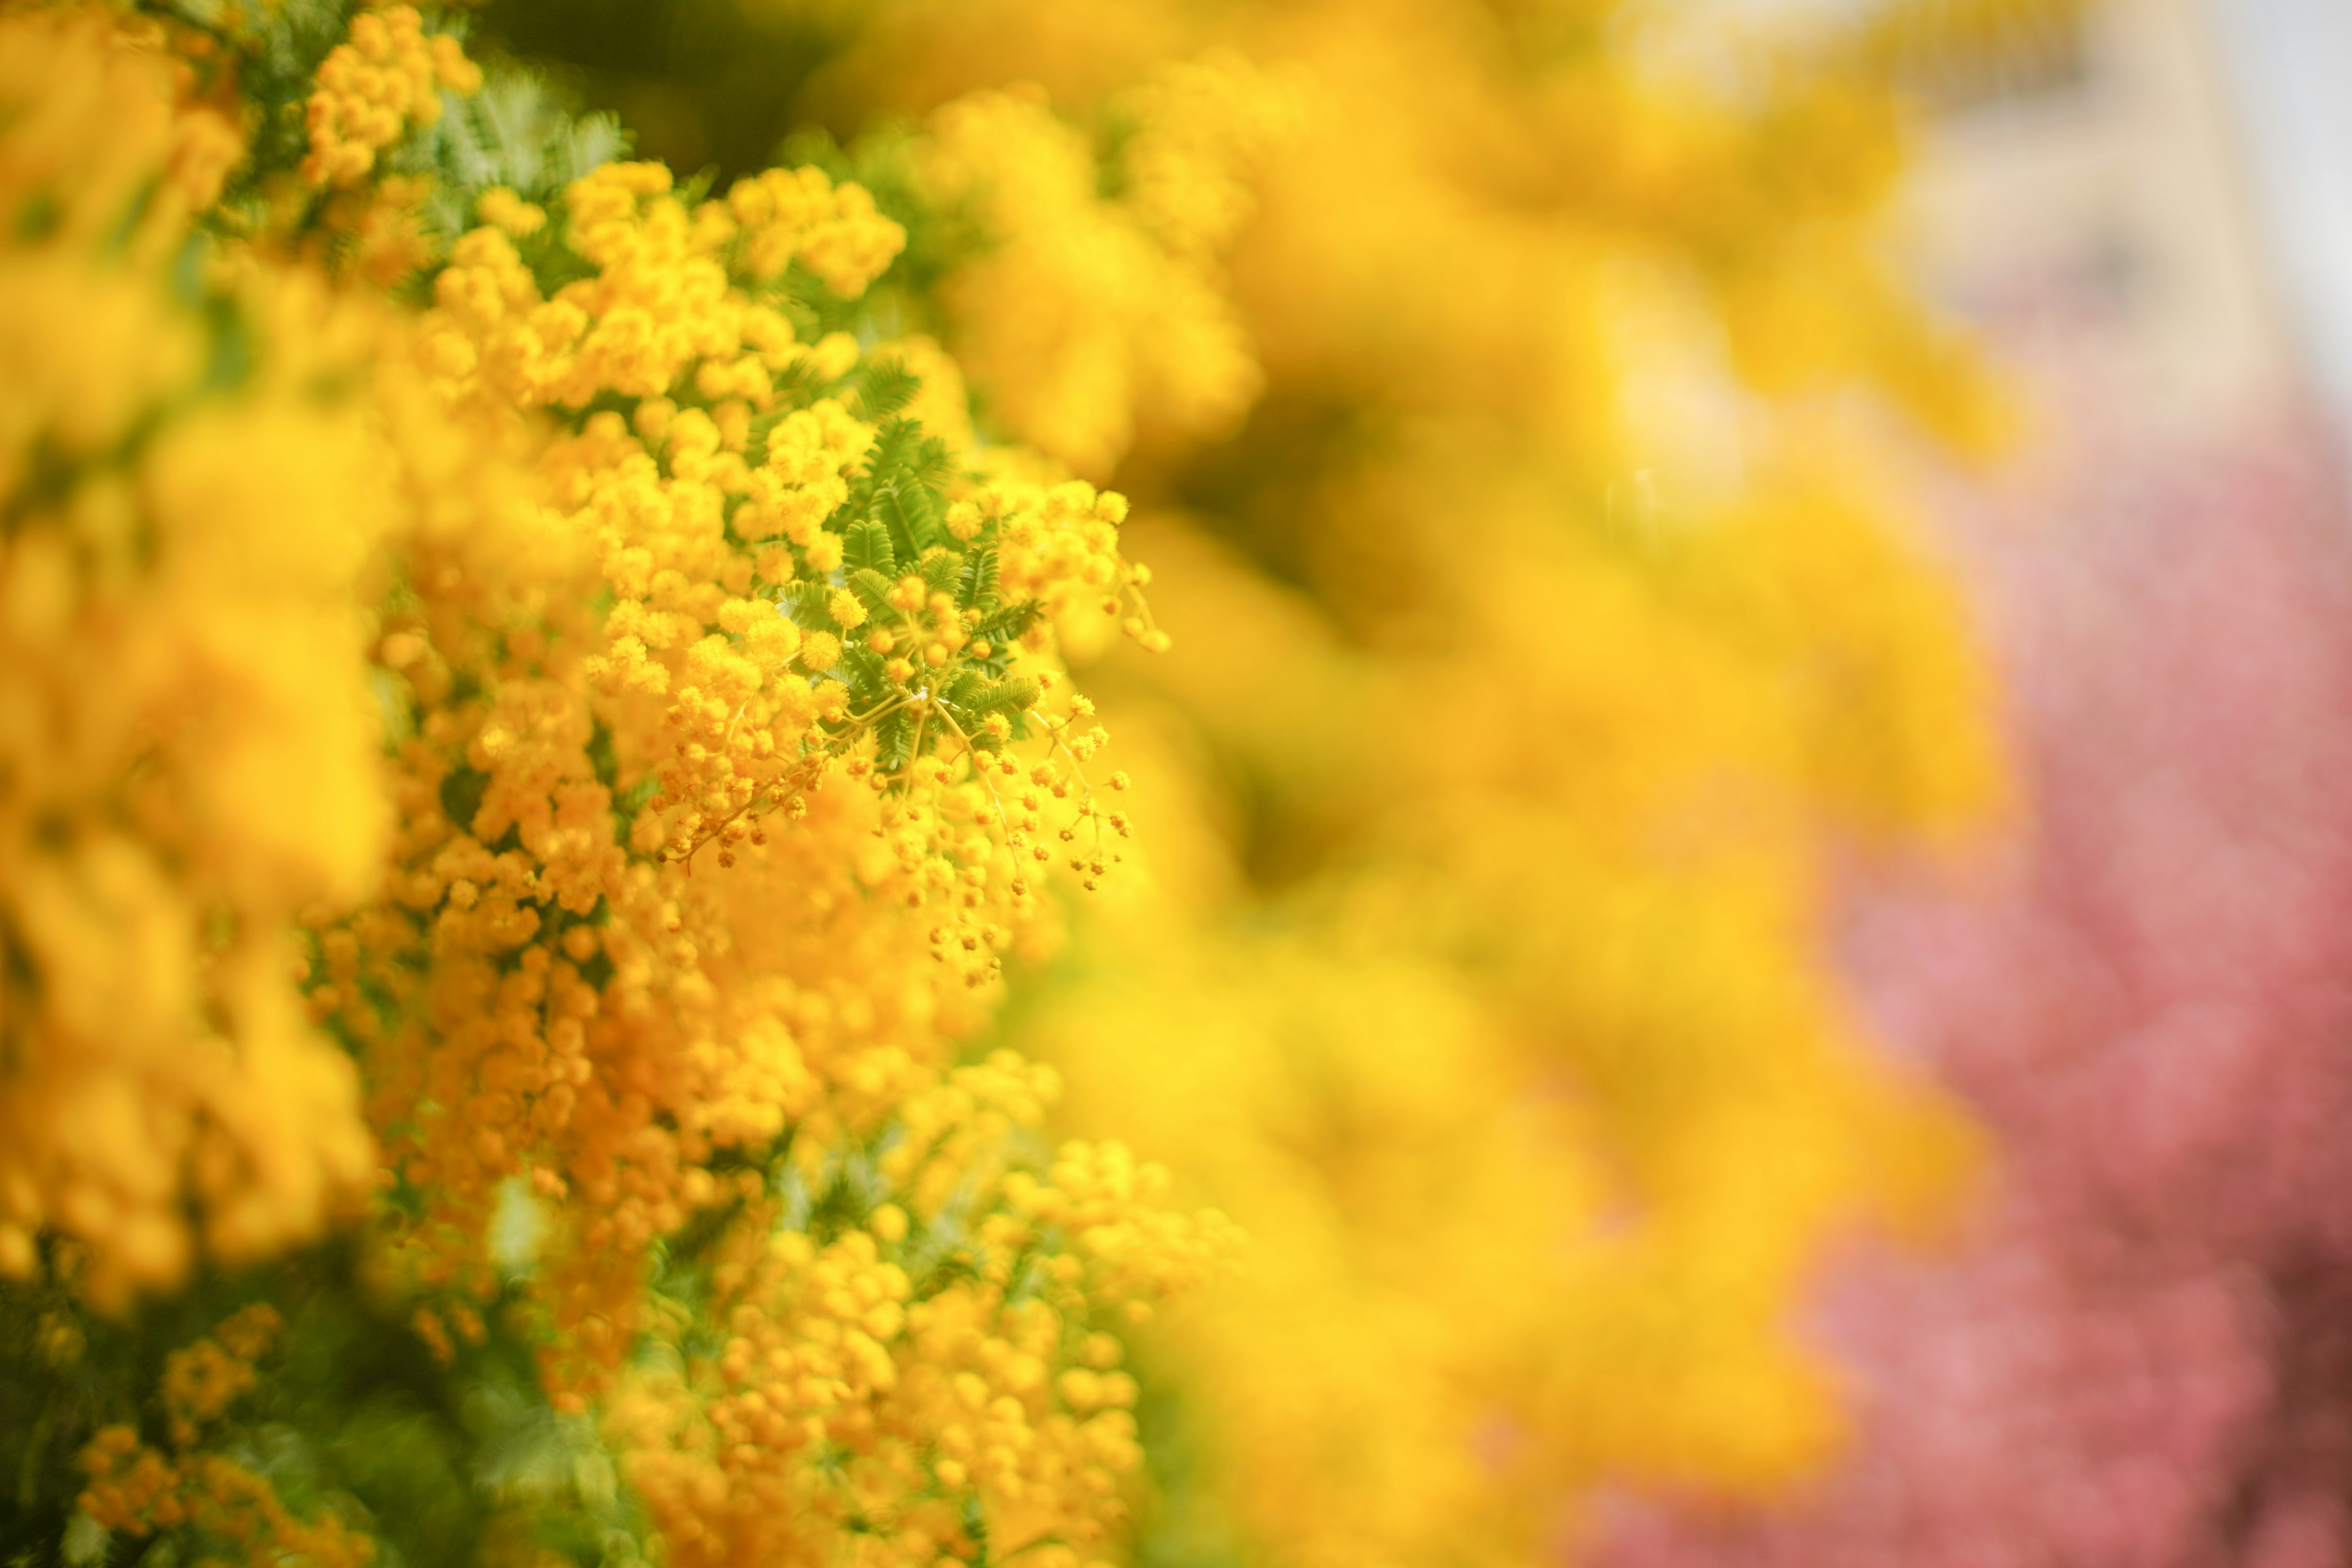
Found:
[848,566,900,619]
[919,549,966,597]
[843,518,897,576]
[956,546,1000,611]
[846,356,921,422]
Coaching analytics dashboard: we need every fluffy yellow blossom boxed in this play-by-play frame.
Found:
[158,1303,281,1446]
[677,4,2008,1564]
[81,1424,379,1567]
[728,163,908,295]
[606,1067,1234,1568]
[5,7,1208,1564]
[477,185,548,238]
[0,9,241,263]
[911,62,1284,476]
[0,4,2012,1567]
[0,10,382,1310]
[424,160,899,415]
[285,77,1191,1568]
[78,1304,370,1566]
[303,5,481,187]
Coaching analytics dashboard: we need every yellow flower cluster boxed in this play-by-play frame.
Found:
[302,4,482,186]
[729,164,912,295]
[979,480,1136,630]
[606,1071,1234,1568]
[0,10,379,1311]
[2,1,2016,1563]
[715,2,2009,1564]
[292,32,1202,1568]
[424,162,899,412]
[910,59,1287,477]
[9,6,1226,1564]
[78,1305,372,1567]
[80,1440,377,1568]
[158,1303,282,1446]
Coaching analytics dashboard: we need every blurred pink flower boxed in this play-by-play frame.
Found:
[1592,419,2352,1568]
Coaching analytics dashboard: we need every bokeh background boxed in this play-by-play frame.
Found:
[1597,5,2352,1564]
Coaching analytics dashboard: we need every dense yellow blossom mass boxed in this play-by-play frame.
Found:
[729,2,2007,1564]
[909,59,1286,477]
[0,1,2005,1564]
[303,4,482,187]
[0,8,380,1311]
[3,3,1223,1562]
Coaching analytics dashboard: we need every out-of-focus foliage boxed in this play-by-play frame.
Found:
[1841,0,2101,112]
[1,1,2008,1566]
[1597,430,2352,1568]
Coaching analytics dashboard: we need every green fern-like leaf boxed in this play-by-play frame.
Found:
[873,710,914,773]
[847,357,921,422]
[971,600,1043,646]
[919,550,965,597]
[784,581,834,626]
[847,566,898,619]
[843,519,896,576]
[956,546,1000,612]
[839,646,891,708]
[946,675,1039,722]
